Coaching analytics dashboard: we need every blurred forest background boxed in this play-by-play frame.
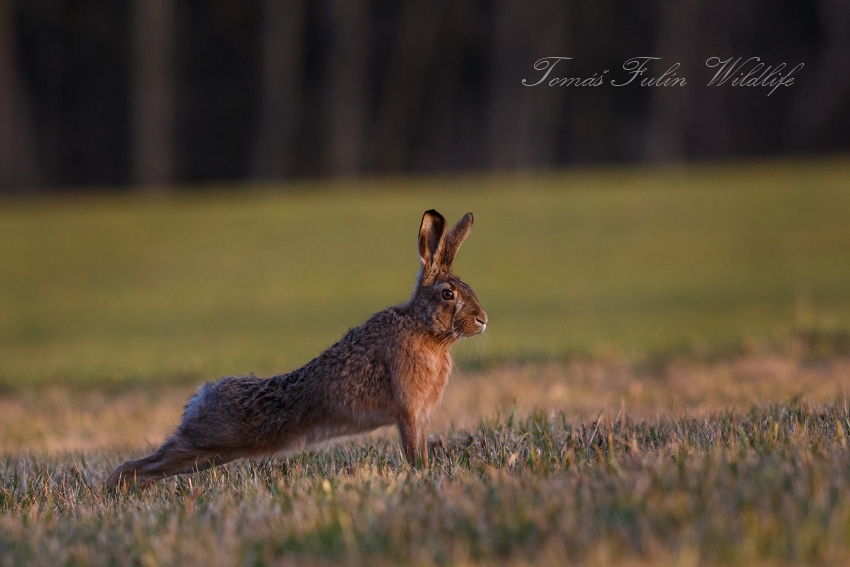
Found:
[1,0,848,194]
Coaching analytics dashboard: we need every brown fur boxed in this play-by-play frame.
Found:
[104,210,487,489]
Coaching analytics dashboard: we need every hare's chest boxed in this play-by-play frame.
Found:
[400,350,452,411]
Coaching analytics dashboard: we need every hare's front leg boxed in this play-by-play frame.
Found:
[398,415,429,467]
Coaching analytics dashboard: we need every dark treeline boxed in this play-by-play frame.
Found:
[0,0,847,193]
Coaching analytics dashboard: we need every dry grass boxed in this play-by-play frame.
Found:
[2,344,848,566]
[2,350,846,457]
[1,353,849,566]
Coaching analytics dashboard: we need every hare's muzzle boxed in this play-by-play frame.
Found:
[475,310,488,333]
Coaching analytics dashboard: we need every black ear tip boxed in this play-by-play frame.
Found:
[466,212,474,223]
[422,209,446,227]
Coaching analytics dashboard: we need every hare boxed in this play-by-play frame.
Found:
[105,209,487,488]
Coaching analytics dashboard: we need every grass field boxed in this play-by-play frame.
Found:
[1,158,850,565]
[2,157,849,389]
[1,392,849,566]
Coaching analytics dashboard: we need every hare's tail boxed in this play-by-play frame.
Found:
[104,435,240,489]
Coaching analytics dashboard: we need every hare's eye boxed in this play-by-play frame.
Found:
[441,289,455,301]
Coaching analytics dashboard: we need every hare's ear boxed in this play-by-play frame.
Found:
[441,212,473,270]
[418,209,447,279]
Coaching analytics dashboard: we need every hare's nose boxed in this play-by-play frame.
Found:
[476,311,488,326]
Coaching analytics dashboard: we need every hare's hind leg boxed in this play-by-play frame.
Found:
[104,435,240,489]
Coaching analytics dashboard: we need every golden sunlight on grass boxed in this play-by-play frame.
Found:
[2,351,846,457]
[2,383,848,567]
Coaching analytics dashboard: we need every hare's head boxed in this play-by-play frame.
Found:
[411,210,487,341]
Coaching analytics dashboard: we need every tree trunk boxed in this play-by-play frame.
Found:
[322,0,370,176]
[371,0,444,172]
[642,0,699,162]
[0,1,38,193]
[250,0,306,180]
[0,1,13,192]
[131,0,175,187]
[488,0,569,169]
[788,0,850,150]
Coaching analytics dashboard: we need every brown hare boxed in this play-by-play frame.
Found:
[105,209,487,488]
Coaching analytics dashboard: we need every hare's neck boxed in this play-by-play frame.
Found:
[403,338,453,413]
